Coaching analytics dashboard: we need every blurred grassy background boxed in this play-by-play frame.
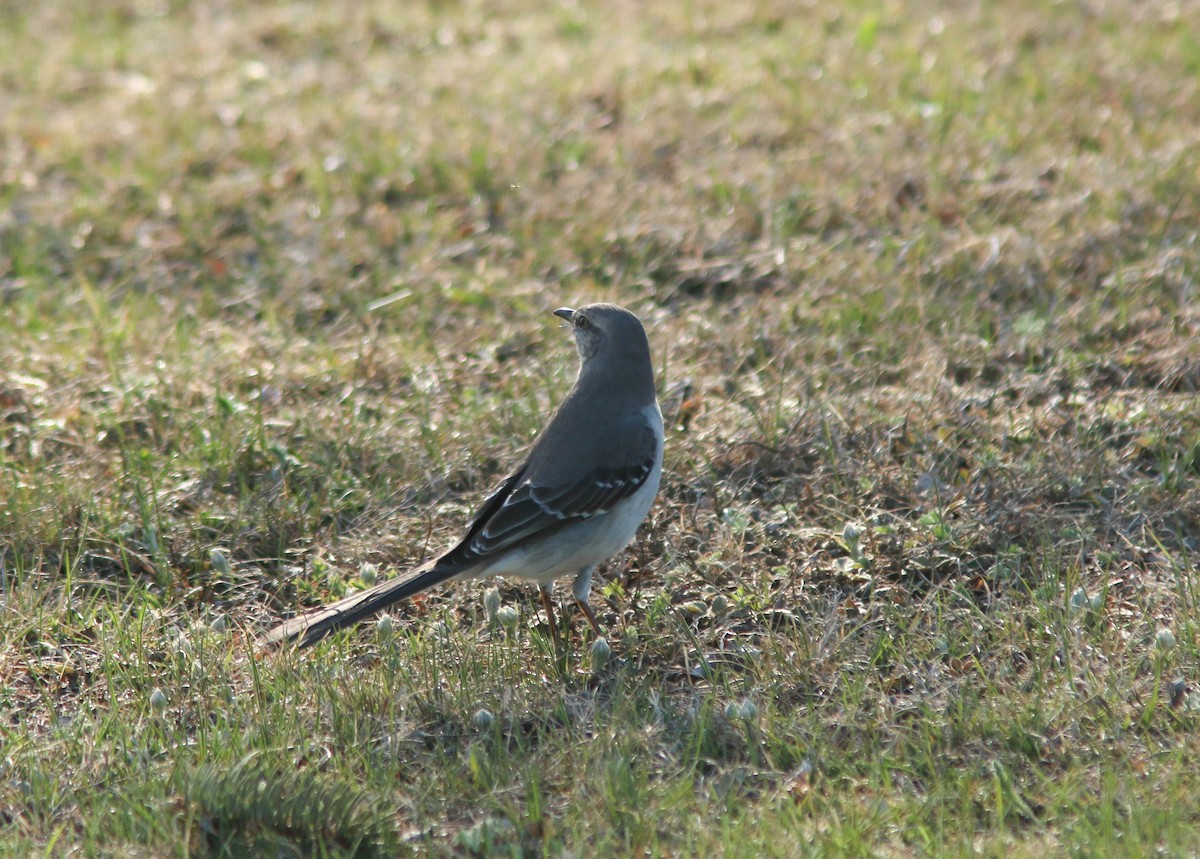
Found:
[1,1,1198,855]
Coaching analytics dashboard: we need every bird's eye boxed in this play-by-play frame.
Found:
[575,315,590,330]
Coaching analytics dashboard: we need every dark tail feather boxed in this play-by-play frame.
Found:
[264,562,460,649]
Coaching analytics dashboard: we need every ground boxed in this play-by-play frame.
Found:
[1,0,1199,855]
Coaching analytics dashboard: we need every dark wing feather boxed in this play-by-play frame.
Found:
[438,419,658,568]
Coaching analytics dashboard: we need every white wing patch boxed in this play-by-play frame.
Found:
[529,485,570,520]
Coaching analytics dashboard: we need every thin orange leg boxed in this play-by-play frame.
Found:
[539,586,559,640]
[576,598,603,637]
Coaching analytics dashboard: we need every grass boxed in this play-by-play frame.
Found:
[2,0,1199,855]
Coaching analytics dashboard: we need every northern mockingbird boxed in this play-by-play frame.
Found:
[266,303,663,648]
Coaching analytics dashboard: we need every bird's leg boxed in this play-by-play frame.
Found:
[572,566,603,637]
[538,583,559,640]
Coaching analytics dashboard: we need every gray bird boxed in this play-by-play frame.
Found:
[265,303,663,648]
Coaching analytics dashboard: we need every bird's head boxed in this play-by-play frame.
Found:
[553,303,650,366]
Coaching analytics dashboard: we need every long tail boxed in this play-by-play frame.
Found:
[263,562,460,649]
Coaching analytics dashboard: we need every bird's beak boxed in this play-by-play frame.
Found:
[553,307,575,323]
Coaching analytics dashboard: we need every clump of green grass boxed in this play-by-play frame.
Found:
[182,753,396,855]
